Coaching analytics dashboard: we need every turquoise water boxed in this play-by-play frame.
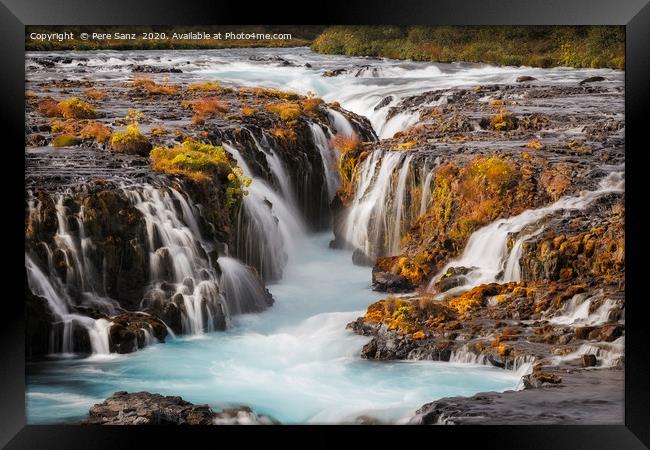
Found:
[26,233,519,424]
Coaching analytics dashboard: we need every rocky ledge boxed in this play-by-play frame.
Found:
[85,391,278,425]
[410,367,623,425]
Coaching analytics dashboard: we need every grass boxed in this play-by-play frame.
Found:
[241,87,301,101]
[37,97,62,117]
[311,25,625,69]
[79,122,112,142]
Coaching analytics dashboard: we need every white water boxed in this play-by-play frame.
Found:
[429,171,625,293]
[25,48,624,138]
[27,234,519,424]
[309,122,340,201]
[125,185,227,334]
[225,143,306,280]
[549,291,621,326]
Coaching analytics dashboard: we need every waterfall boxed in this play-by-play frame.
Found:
[327,108,355,136]
[247,130,296,207]
[343,151,418,258]
[218,257,272,315]
[548,291,620,326]
[225,143,306,280]
[419,169,435,217]
[124,185,227,335]
[428,171,625,293]
[25,253,111,355]
[309,122,341,201]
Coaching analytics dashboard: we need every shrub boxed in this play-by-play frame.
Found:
[37,97,62,117]
[131,76,179,95]
[83,89,107,101]
[110,123,151,155]
[150,127,167,137]
[150,139,233,183]
[52,134,81,147]
[58,97,96,119]
[79,122,112,143]
[265,102,301,123]
[226,166,252,207]
[490,110,518,131]
[188,81,222,93]
[331,133,361,153]
[183,97,228,124]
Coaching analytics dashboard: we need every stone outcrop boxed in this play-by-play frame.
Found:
[85,391,277,425]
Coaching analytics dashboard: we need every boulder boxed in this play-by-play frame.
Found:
[85,391,278,425]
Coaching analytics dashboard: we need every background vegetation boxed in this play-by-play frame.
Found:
[26,25,624,69]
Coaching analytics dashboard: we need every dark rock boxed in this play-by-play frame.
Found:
[582,354,598,367]
[132,65,182,73]
[108,312,168,354]
[374,95,394,111]
[85,391,278,425]
[579,76,606,85]
[516,76,537,83]
[323,68,347,77]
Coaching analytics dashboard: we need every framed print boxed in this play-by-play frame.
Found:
[2,0,649,448]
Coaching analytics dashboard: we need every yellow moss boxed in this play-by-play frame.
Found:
[526,138,544,150]
[58,97,96,119]
[265,102,302,123]
[131,76,179,95]
[394,141,417,150]
[110,123,150,155]
[187,81,222,93]
[52,134,80,147]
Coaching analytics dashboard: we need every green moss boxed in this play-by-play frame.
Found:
[52,134,81,147]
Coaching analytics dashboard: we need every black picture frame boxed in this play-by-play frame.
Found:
[3,0,649,448]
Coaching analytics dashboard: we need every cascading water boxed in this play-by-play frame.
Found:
[246,130,296,207]
[343,151,427,258]
[218,257,272,315]
[428,171,625,293]
[124,185,227,335]
[309,122,340,201]
[225,143,306,280]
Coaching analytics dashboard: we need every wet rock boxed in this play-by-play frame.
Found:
[516,76,537,83]
[108,312,168,354]
[434,266,474,293]
[374,95,393,110]
[352,248,375,266]
[582,354,597,367]
[323,68,347,77]
[372,270,412,292]
[132,65,182,73]
[579,76,606,85]
[85,391,278,425]
[25,287,55,358]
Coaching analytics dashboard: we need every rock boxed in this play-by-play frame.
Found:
[304,63,312,68]
[85,391,278,425]
[516,76,537,82]
[579,76,606,85]
[132,65,182,73]
[352,248,375,266]
[108,312,168,354]
[434,266,474,293]
[371,270,412,292]
[582,354,597,367]
[322,68,347,77]
[374,95,393,111]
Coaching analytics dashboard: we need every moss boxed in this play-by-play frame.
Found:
[110,123,151,156]
[130,76,179,95]
[58,97,96,119]
[151,139,231,182]
[52,134,81,147]
[83,89,107,101]
[265,102,302,123]
[241,107,256,116]
[182,97,228,124]
[79,122,112,142]
[187,81,222,93]
[241,87,300,101]
[394,141,417,150]
[489,110,518,131]
[37,97,62,117]
[332,133,361,153]
[301,96,324,114]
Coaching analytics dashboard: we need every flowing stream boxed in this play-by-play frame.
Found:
[25,48,623,424]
